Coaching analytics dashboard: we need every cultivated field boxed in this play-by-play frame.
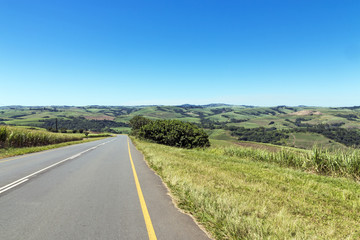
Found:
[0,125,112,159]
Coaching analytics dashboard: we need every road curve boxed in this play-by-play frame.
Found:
[0,135,210,240]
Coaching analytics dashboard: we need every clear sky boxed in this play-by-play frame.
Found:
[0,0,359,107]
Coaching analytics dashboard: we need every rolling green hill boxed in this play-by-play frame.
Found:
[1,105,360,149]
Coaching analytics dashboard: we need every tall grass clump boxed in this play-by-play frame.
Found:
[87,133,112,138]
[209,145,360,180]
[0,125,83,148]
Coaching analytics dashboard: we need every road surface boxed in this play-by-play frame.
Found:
[0,135,210,240]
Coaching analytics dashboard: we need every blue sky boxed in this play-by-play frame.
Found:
[0,0,359,106]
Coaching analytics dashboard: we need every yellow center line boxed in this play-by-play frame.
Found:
[127,138,157,240]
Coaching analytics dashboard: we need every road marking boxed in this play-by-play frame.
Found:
[127,138,157,240]
[0,139,114,195]
[0,179,29,194]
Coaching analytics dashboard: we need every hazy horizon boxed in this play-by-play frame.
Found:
[1,103,359,108]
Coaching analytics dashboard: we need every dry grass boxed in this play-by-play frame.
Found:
[132,138,360,239]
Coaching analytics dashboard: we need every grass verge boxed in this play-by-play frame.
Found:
[0,137,110,160]
[131,137,360,239]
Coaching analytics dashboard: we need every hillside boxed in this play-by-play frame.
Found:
[1,105,360,149]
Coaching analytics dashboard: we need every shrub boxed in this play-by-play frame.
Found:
[132,117,210,148]
[130,115,152,135]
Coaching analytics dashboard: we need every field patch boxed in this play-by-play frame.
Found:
[84,115,115,121]
[290,110,322,116]
[287,132,346,150]
[235,141,282,152]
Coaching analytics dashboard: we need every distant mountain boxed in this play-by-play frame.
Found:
[0,105,24,109]
[176,104,203,108]
[201,103,233,107]
[176,103,234,108]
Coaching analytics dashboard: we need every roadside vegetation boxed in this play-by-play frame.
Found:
[0,125,83,148]
[0,125,113,159]
[87,133,113,138]
[130,116,210,148]
[0,137,108,160]
[132,137,360,239]
[210,145,360,180]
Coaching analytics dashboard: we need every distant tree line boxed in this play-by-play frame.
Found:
[228,121,360,147]
[210,108,233,115]
[10,114,28,119]
[292,124,360,147]
[85,106,139,116]
[229,127,289,145]
[130,116,210,148]
[284,119,360,147]
[29,107,60,112]
[335,114,359,121]
[197,118,248,130]
[285,118,312,127]
[40,117,129,133]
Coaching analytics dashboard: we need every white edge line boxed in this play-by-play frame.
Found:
[0,139,115,194]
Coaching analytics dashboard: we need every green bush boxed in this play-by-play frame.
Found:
[131,117,210,148]
[130,115,152,136]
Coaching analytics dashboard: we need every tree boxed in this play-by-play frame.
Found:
[136,118,210,148]
[130,116,152,135]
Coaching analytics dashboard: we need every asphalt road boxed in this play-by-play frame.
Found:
[0,135,210,240]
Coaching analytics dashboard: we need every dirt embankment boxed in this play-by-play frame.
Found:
[289,110,322,116]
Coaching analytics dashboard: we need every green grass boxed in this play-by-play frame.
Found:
[209,139,234,147]
[212,145,360,180]
[207,129,237,141]
[287,132,346,150]
[177,117,201,123]
[4,118,45,126]
[87,133,113,138]
[132,138,360,239]
[236,122,261,128]
[111,127,131,134]
[207,114,231,122]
